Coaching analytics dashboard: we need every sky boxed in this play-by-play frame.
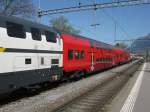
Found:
[32,0,150,45]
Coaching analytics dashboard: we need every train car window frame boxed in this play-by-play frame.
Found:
[108,58,110,62]
[96,58,99,63]
[68,50,73,60]
[41,57,44,65]
[75,50,80,59]
[103,58,105,62]
[110,58,112,62]
[90,41,94,48]
[6,21,26,39]
[100,58,103,63]
[31,27,41,41]
[25,58,31,65]
[45,30,57,43]
[81,51,85,59]
[105,58,106,62]
[51,59,59,64]
[107,58,108,62]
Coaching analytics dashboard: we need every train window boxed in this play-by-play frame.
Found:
[98,58,101,63]
[81,51,84,59]
[75,51,80,59]
[99,58,102,63]
[105,58,107,62]
[45,31,56,43]
[68,50,73,60]
[103,58,106,62]
[6,21,26,38]
[110,58,112,62]
[25,58,31,64]
[90,41,94,48]
[106,58,108,62]
[31,27,41,41]
[51,59,59,64]
[101,58,103,62]
[108,58,110,62]
[41,57,44,65]
[96,58,99,63]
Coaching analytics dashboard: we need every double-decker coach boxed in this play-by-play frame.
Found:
[61,33,130,79]
[0,14,63,97]
[112,48,130,65]
[61,33,115,78]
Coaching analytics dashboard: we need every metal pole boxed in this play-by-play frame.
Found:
[91,0,100,28]
[38,0,41,23]
[114,21,117,45]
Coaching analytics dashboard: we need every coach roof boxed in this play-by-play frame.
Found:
[64,33,114,49]
[0,14,58,34]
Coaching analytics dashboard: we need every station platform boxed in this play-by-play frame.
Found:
[120,62,150,112]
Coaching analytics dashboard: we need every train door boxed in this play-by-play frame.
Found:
[89,40,95,72]
[90,52,94,71]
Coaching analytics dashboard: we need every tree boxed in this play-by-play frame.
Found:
[0,0,36,18]
[50,16,80,34]
[115,42,128,49]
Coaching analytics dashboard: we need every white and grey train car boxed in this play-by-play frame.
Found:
[0,15,63,97]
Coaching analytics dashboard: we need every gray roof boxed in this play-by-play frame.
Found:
[0,14,58,34]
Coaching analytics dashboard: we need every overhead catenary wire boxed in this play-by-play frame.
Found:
[73,24,99,38]
[100,9,135,51]
[39,0,149,50]
[38,0,150,17]
[38,0,150,40]
[102,9,131,39]
[38,0,150,43]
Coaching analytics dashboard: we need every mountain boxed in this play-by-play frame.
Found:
[131,33,150,55]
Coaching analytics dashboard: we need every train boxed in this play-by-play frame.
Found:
[0,14,131,99]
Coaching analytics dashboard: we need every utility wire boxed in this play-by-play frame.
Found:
[101,9,134,51]
[73,24,99,38]
[38,0,150,17]
[102,9,131,39]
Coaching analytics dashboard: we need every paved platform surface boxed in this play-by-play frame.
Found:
[133,62,150,112]
[120,62,150,112]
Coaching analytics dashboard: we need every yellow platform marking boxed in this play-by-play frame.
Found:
[0,47,6,52]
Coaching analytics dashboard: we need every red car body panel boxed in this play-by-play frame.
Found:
[62,34,91,72]
[112,48,130,64]
[61,33,130,74]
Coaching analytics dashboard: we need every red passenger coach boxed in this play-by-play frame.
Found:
[61,33,126,77]
[62,33,91,74]
[112,48,130,65]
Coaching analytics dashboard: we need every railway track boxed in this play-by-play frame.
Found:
[54,73,128,112]
[53,61,141,112]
